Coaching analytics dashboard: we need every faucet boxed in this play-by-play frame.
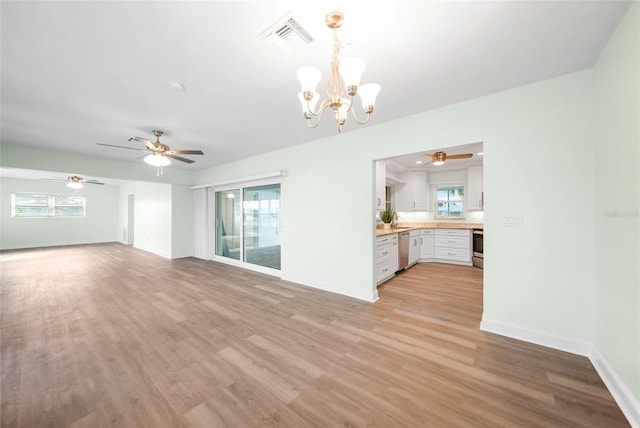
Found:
[392,211,398,228]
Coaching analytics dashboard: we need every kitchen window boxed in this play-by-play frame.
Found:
[436,185,464,218]
[11,193,86,218]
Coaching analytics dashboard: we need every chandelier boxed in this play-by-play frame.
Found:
[297,11,380,133]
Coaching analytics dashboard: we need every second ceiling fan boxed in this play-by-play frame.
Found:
[425,151,473,166]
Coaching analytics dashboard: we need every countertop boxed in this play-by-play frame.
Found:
[376,222,483,237]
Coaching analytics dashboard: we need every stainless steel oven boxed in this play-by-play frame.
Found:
[472,229,483,269]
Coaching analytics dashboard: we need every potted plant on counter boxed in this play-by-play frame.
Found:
[380,207,395,230]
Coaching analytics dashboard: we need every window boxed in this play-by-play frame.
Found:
[436,185,464,218]
[11,193,86,218]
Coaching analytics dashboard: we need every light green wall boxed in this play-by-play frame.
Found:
[171,184,194,258]
[194,70,596,321]
[119,181,173,258]
[0,177,119,249]
[593,3,640,400]
[116,182,193,259]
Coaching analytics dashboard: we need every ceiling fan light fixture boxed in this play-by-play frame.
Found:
[433,152,446,166]
[144,153,171,167]
[67,181,84,189]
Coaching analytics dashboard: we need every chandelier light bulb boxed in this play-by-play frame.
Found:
[357,83,381,112]
[297,66,322,94]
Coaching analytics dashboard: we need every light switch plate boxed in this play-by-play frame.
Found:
[502,216,524,227]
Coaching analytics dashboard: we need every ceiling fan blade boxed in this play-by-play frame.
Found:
[130,137,157,151]
[84,180,105,185]
[40,178,67,182]
[165,154,195,164]
[97,143,143,151]
[165,150,204,155]
[446,153,473,159]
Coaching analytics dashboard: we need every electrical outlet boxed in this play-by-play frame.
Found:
[502,216,524,227]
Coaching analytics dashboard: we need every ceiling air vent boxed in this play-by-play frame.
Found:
[261,13,314,56]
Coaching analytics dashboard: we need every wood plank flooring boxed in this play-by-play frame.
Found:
[0,243,629,427]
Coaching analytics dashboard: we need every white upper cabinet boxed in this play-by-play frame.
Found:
[398,170,429,211]
[467,166,483,211]
[375,161,386,211]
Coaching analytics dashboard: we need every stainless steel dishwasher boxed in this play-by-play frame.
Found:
[398,231,410,270]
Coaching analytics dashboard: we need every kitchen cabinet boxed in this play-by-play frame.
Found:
[408,230,420,266]
[420,229,434,260]
[467,166,483,211]
[376,233,398,285]
[434,229,471,265]
[398,170,428,211]
[375,161,386,211]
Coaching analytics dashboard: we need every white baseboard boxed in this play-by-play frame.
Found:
[481,318,639,427]
[281,273,377,303]
[210,256,281,278]
[480,318,593,356]
[133,243,171,259]
[171,251,194,259]
[0,239,116,251]
[206,257,378,302]
[588,345,640,427]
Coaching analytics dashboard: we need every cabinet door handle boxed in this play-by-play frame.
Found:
[420,238,423,245]
[383,251,388,255]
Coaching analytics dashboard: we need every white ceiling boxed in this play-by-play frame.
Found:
[1,1,630,171]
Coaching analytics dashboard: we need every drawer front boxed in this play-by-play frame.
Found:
[435,235,469,249]
[435,229,470,237]
[376,234,397,247]
[420,229,434,236]
[435,248,470,262]
[376,246,392,264]
[376,263,393,282]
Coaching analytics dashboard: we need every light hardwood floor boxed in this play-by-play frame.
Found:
[0,243,629,427]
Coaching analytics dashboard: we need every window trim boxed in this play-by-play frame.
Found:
[11,192,87,218]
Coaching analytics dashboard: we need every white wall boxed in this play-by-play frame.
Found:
[593,3,639,401]
[0,177,119,249]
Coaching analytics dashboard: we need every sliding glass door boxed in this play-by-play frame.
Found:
[215,183,281,270]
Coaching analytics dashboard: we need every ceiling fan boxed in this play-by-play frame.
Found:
[98,130,204,174]
[425,151,473,166]
[42,175,105,190]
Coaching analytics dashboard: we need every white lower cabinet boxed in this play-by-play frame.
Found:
[434,229,471,264]
[376,234,398,285]
[420,229,434,260]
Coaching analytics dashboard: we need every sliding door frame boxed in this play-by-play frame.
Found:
[211,177,283,277]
